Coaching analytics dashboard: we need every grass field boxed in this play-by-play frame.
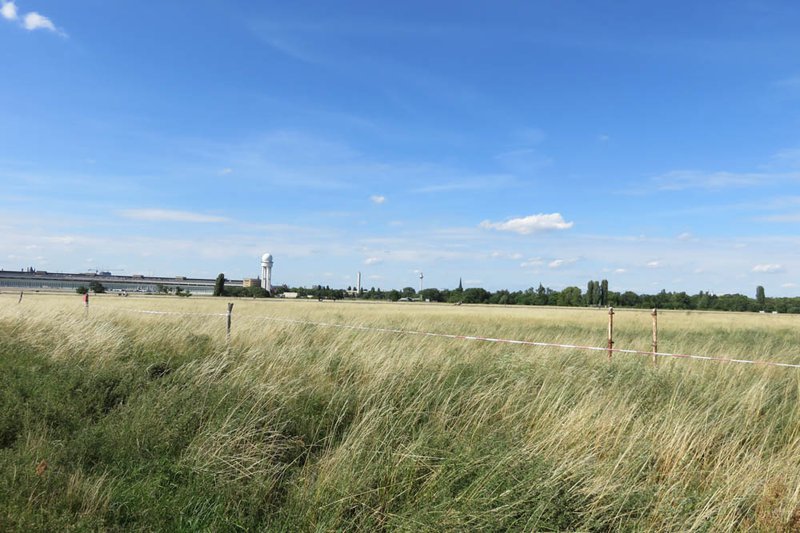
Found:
[2,292,800,531]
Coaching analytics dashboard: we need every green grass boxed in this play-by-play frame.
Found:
[2,293,800,530]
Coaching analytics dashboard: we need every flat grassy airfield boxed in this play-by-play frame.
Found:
[2,292,800,531]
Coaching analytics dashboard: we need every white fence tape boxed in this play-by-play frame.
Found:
[109,307,800,369]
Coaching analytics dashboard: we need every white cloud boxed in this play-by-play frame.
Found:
[646,260,662,268]
[479,213,574,235]
[676,232,693,241]
[219,168,234,175]
[23,11,57,32]
[118,209,229,223]
[548,258,576,269]
[520,257,544,268]
[752,264,784,273]
[598,134,610,142]
[370,195,385,205]
[614,268,627,274]
[364,257,383,265]
[1,1,17,20]
[2,3,64,35]
[782,283,797,289]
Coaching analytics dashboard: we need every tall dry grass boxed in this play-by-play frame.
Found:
[2,292,800,530]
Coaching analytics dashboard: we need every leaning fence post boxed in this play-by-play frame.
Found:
[607,307,614,361]
[651,308,658,364]
[226,303,234,343]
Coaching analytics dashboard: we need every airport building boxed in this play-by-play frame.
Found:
[1,253,275,295]
[0,270,242,295]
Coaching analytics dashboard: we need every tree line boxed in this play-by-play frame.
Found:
[213,274,800,313]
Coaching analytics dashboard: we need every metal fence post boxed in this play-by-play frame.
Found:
[607,307,614,361]
[226,302,234,343]
[651,308,658,364]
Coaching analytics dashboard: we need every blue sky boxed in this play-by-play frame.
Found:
[2,1,800,295]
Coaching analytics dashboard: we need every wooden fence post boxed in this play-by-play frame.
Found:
[226,303,234,343]
[651,308,658,364]
[607,307,614,361]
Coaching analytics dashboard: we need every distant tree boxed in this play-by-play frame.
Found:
[462,287,490,304]
[618,291,639,308]
[213,273,226,296]
[756,285,766,309]
[387,289,401,302]
[89,281,106,294]
[586,280,597,306]
[420,288,443,302]
[534,283,548,305]
[490,289,511,305]
[600,279,609,306]
[76,286,88,295]
[557,286,583,307]
[401,286,416,298]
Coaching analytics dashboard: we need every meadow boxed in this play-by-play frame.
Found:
[2,292,800,531]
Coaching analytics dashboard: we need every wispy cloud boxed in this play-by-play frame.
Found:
[364,256,383,265]
[651,170,785,191]
[520,257,544,268]
[118,209,229,223]
[774,76,800,90]
[480,213,574,235]
[752,263,783,273]
[369,194,386,205]
[771,147,800,167]
[758,214,800,223]
[411,174,516,194]
[491,251,523,260]
[493,148,552,175]
[548,258,576,269]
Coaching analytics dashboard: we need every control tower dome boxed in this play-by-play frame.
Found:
[260,253,273,292]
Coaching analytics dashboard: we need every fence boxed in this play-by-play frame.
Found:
[93,302,800,370]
